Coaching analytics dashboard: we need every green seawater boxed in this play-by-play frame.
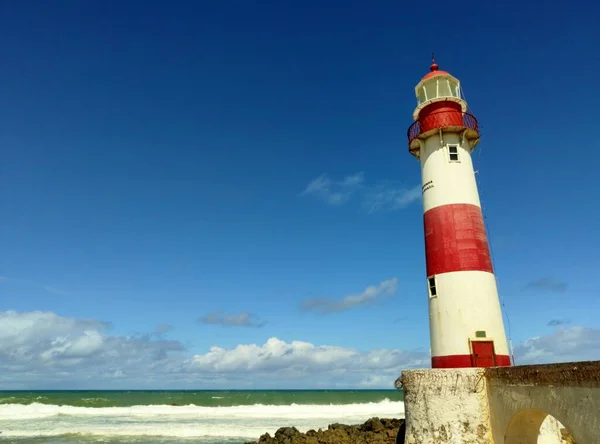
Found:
[0,390,405,444]
[0,390,403,407]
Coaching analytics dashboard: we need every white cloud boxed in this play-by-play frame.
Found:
[300,278,398,314]
[302,173,420,212]
[0,311,186,389]
[191,337,428,386]
[514,326,600,365]
[199,312,267,328]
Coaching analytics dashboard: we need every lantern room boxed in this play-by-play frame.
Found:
[413,61,466,120]
[407,58,480,158]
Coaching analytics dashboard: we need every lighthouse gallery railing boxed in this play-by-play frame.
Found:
[407,111,479,146]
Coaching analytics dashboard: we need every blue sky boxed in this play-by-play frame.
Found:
[1,0,599,389]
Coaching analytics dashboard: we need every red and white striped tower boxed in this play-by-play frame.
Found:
[407,58,511,369]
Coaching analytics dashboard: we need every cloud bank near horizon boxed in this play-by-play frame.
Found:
[0,310,597,389]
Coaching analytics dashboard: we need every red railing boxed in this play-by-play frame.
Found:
[407,112,479,146]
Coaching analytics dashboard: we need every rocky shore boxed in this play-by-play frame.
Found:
[244,417,404,444]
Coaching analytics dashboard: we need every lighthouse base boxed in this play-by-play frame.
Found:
[400,368,493,443]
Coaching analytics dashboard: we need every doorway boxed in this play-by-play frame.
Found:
[471,340,496,367]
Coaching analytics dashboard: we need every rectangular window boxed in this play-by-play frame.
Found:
[448,145,459,162]
[428,277,437,297]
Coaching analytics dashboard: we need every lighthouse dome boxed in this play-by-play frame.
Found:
[421,60,449,80]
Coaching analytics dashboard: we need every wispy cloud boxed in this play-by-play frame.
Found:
[302,173,420,212]
[363,184,422,213]
[42,286,69,296]
[155,324,174,335]
[523,277,567,293]
[198,312,267,328]
[547,319,570,327]
[1,276,69,296]
[300,278,398,314]
[302,172,365,205]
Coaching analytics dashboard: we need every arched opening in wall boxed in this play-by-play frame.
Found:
[538,415,575,444]
[504,409,575,444]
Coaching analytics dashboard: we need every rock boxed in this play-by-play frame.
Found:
[361,418,385,432]
[561,428,576,444]
[245,417,404,444]
[252,432,272,444]
[275,427,300,438]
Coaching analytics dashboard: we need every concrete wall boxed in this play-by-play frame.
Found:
[486,361,600,443]
[400,361,600,444]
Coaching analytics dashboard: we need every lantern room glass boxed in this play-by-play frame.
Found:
[416,77,461,105]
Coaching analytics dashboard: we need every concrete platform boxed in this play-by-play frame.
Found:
[397,361,600,443]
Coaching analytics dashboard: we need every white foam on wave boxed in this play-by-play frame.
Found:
[0,399,405,438]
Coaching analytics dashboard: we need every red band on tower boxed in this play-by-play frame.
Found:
[432,354,511,368]
[424,203,493,276]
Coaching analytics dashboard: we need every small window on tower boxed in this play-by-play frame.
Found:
[448,145,459,162]
[428,277,437,297]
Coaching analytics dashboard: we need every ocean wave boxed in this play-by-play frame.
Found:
[0,399,405,438]
[0,399,403,420]
[80,397,110,404]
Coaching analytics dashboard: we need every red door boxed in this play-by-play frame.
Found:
[471,341,496,367]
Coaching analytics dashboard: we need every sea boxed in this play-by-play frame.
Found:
[0,390,405,444]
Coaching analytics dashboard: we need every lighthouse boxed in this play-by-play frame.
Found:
[407,58,511,369]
